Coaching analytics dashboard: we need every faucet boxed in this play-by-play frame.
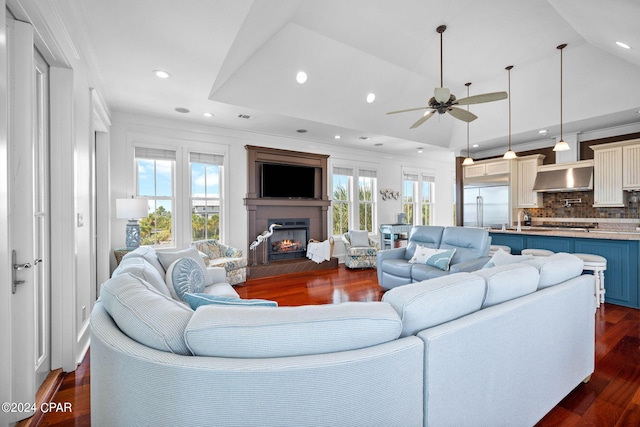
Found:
[517,210,523,232]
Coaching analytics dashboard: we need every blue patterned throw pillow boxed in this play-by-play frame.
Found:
[408,245,456,271]
[165,257,206,301]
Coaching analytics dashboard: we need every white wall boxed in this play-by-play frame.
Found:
[108,112,456,268]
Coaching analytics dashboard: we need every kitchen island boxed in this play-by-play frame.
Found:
[489,227,640,308]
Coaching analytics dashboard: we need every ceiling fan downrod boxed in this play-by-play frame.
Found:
[437,25,446,88]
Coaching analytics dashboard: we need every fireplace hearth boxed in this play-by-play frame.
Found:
[268,218,309,261]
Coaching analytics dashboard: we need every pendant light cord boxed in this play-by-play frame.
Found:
[506,66,513,151]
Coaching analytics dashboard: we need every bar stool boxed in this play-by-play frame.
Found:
[489,245,511,256]
[521,249,554,256]
[573,253,607,307]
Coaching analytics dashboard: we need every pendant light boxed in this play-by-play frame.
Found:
[503,65,517,159]
[462,82,474,165]
[553,43,570,152]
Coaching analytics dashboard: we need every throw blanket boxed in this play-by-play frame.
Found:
[306,240,331,264]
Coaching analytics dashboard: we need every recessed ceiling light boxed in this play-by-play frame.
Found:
[296,71,308,84]
[237,114,253,120]
[472,144,479,148]
[296,129,307,133]
[366,93,376,103]
[374,143,383,146]
[616,41,631,49]
[538,129,548,134]
[358,136,370,140]
[203,112,213,118]
[153,70,171,79]
[417,148,424,153]
[175,107,189,113]
[334,135,341,139]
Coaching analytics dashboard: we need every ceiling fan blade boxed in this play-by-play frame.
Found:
[409,110,435,129]
[455,91,508,106]
[434,87,450,103]
[386,106,429,115]
[448,107,477,122]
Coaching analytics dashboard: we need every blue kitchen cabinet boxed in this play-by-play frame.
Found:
[574,238,638,309]
[488,232,640,308]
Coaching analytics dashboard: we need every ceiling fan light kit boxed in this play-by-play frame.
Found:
[503,65,517,159]
[387,24,507,129]
[553,43,571,152]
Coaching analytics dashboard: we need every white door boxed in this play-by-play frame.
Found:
[33,47,51,390]
[8,18,50,422]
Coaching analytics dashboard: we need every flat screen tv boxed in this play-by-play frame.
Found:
[261,163,316,199]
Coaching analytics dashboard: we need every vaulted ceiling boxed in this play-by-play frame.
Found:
[54,0,640,156]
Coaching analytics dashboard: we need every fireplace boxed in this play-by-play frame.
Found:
[268,218,309,261]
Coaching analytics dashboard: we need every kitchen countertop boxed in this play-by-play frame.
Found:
[489,227,640,241]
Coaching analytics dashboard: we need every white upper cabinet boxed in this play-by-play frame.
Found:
[515,155,545,208]
[592,144,624,207]
[463,159,510,179]
[622,140,640,190]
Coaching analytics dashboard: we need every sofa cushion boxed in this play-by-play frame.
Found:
[165,257,207,301]
[523,253,584,289]
[380,258,414,279]
[404,226,445,261]
[100,273,193,355]
[112,256,171,297]
[439,226,490,265]
[121,246,165,278]
[184,302,402,358]
[202,282,240,298]
[472,263,540,308]
[349,230,370,247]
[383,272,486,337]
[410,263,450,282]
[483,249,534,269]
[184,293,277,309]
[408,245,456,271]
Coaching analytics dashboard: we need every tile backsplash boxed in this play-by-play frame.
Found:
[525,191,640,221]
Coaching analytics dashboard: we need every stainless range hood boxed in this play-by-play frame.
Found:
[532,166,593,192]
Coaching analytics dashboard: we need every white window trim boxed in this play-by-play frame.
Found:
[330,163,378,235]
[128,131,229,249]
[402,167,436,226]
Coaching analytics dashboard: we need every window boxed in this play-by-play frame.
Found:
[332,166,377,234]
[402,171,435,226]
[358,169,377,233]
[136,147,175,247]
[332,167,352,235]
[190,152,223,241]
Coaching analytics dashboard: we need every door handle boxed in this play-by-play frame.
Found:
[11,251,42,294]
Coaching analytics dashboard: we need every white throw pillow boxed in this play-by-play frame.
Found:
[165,257,207,302]
[483,248,533,269]
[408,244,456,271]
[349,230,370,247]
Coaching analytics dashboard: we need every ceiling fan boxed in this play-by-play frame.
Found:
[387,25,508,129]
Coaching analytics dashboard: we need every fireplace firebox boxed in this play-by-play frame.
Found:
[268,218,310,261]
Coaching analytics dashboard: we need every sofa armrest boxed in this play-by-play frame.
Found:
[341,234,352,251]
[376,247,406,263]
[449,257,490,273]
[206,266,227,284]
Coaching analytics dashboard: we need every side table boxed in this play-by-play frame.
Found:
[379,224,412,249]
[114,247,135,266]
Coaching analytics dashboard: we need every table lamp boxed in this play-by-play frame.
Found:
[116,197,149,248]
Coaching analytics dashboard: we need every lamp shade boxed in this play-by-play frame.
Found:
[116,198,148,219]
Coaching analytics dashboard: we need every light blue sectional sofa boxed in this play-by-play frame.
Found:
[91,252,595,427]
[377,225,491,289]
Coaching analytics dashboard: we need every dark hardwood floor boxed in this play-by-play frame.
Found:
[35,265,640,426]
